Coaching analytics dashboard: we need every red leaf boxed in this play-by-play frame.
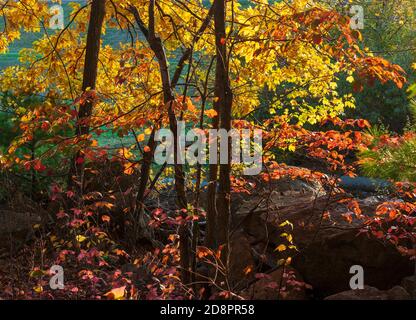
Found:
[33,160,46,172]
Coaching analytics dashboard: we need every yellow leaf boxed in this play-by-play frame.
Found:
[346,75,354,83]
[76,235,87,243]
[279,220,294,229]
[104,286,126,300]
[280,232,293,243]
[29,269,45,278]
[33,285,43,293]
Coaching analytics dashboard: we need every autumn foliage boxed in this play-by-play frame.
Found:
[0,0,414,300]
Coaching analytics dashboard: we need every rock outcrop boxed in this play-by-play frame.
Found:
[325,286,411,300]
[0,193,44,253]
[233,172,414,298]
[401,276,416,299]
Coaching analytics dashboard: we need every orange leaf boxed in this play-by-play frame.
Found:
[244,266,253,275]
[205,109,218,118]
[124,163,135,175]
[137,134,145,142]
[275,244,287,252]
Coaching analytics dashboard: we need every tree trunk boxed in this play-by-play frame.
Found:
[213,0,233,251]
[130,1,214,284]
[130,2,190,284]
[205,110,219,250]
[68,0,106,191]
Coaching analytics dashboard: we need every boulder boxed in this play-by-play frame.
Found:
[325,286,411,300]
[0,208,41,249]
[292,231,413,297]
[228,232,256,289]
[237,191,414,297]
[232,172,326,219]
[0,192,47,252]
[401,275,416,299]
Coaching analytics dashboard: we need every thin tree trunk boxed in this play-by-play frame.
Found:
[130,126,158,246]
[205,114,219,250]
[130,2,190,284]
[130,2,214,284]
[213,0,233,251]
[191,56,214,286]
[68,0,106,191]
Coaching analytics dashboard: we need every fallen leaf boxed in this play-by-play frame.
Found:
[104,286,126,300]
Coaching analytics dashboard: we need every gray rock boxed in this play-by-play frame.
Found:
[325,286,411,300]
[401,275,416,299]
[238,191,414,297]
[228,232,256,289]
[233,174,326,217]
[0,209,41,235]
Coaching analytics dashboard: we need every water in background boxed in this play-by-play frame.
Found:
[0,0,137,69]
[0,0,252,70]
[0,0,251,149]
